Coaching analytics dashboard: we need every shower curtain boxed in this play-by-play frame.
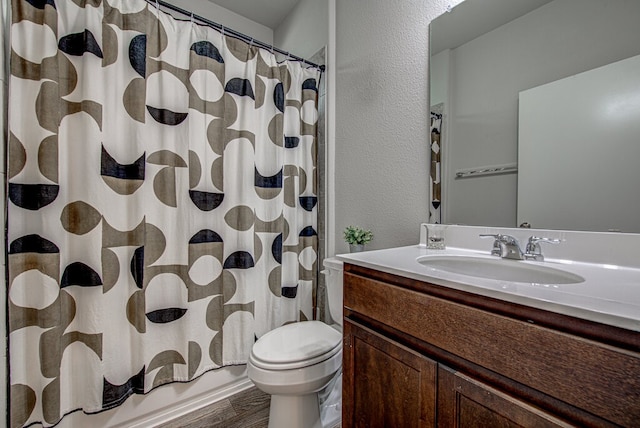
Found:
[7,0,321,426]
[429,106,443,223]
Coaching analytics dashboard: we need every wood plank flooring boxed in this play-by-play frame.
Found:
[157,386,341,428]
[157,387,270,428]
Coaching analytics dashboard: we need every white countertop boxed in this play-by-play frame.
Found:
[337,245,640,332]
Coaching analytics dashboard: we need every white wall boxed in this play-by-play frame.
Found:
[518,55,640,233]
[167,0,273,43]
[274,0,328,60]
[334,0,462,253]
[430,49,450,107]
[440,0,640,228]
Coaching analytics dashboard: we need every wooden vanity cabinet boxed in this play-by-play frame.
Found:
[437,366,571,427]
[343,320,437,427]
[342,263,640,428]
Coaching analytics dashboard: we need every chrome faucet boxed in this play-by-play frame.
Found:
[481,234,561,261]
[523,236,560,261]
[480,234,524,260]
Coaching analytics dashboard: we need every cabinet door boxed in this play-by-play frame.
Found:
[343,319,437,428]
[437,365,571,428]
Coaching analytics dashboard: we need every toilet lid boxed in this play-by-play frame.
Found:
[251,321,342,370]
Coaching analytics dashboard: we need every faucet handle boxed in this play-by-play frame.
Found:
[479,234,504,257]
[480,234,524,259]
[479,233,501,239]
[524,236,560,261]
[527,236,561,247]
[480,233,519,245]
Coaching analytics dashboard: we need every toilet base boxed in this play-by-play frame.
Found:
[320,372,342,428]
[268,392,323,428]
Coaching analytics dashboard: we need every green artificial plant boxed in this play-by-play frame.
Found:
[343,225,374,245]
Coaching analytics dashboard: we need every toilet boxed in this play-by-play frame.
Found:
[247,257,344,428]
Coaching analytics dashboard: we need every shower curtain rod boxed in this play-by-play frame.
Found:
[146,0,325,71]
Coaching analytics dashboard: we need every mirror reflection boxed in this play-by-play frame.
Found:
[430,0,640,232]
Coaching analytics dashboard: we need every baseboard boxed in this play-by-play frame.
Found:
[120,377,254,428]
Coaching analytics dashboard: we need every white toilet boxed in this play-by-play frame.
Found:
[248,257,344,428]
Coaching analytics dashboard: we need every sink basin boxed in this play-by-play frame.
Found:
[417,255,585,284]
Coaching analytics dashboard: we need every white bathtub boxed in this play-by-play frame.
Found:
[56,365,251,428]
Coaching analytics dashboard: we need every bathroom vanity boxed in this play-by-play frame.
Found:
[338,228,640,427]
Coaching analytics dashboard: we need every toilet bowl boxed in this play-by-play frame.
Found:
[247,257,344,428]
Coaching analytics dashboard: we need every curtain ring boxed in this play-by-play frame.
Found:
[249,38,254,48]
[221,26,225,37]
[190,12,194,23]
[155,0,159,10]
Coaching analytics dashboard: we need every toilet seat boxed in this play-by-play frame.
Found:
[250,321,342,371]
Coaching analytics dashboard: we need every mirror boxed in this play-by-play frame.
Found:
[430,0,640,233]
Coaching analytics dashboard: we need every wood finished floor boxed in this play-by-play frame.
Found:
[157,387,270,428]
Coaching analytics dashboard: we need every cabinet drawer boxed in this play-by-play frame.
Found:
[344,271,640,426]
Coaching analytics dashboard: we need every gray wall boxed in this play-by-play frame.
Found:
[518,55,640,232]
[169,0,273,43]
[274,0,328,60]
[334,0,458,253]
[436,0,640,228]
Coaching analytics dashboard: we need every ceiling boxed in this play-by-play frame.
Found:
[206,0,301,29]
[208,0,553,52]
[207,0,552,47]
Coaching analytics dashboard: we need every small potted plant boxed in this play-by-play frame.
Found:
[343,225,373,252]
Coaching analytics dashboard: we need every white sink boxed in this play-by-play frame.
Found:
[417,255,585,285]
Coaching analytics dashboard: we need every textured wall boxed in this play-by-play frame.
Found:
[334,0,461,253]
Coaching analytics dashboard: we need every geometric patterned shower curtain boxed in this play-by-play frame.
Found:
[7,0,320,426]
[429,106,443,223]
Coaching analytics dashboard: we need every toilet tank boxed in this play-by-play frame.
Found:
[322,257,344,327]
